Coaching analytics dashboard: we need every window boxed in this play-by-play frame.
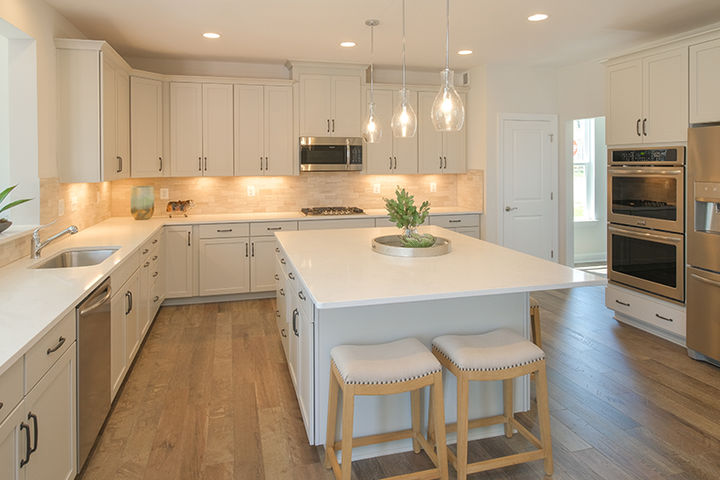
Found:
[573,118,596,222]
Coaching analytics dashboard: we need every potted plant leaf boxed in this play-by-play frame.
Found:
[384,186,435,247]
[0,185,32,234]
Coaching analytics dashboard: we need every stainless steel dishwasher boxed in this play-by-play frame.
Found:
[76,277,112,470]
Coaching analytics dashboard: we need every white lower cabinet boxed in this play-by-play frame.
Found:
[165,226,195,298]
[250,237,278,292]
[606,284,686,342]
[110,269,140,399]
[198,237,250,296]
[0,403,22,480]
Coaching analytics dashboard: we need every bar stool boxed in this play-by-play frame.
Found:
[529,296,542,348]
[324,338,449,480]
[431,328,553,480]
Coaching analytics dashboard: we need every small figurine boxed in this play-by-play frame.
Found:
[166,200,195,217]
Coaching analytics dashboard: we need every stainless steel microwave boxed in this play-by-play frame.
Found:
[299,137,363,172]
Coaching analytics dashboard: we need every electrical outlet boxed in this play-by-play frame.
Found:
[247,185,256,197]
[373,183,381,194]
[430,182,437,193]
[160,188,169,200]
[57,199,65,216]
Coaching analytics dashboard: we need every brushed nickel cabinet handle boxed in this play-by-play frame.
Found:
[152,272,159,278]
[279,288,285,296]
[275,247,280,253]
[615,299,630,307]
[636,119,641,137]
[144,261,150,268]
[274,273,279,280]
[327,119,330,133]
[46,336,66,355]
[642,118,647,136]
[216,229,233,233]
[20,422,30,467]
[655,313,673,322]
[152,239,158,245]
[267,226,282,231]
[142,248,149,254]
[153,295,159,302]
[159,156,163,172]
[288,272,295,280]
[198,156,202,171]
[187,231,191,246]
[281,328,287,338]
[116,156,123,173]
[260,156,264,171]
[298,291,306,301]
[332,119,335,133]
[280,258,286,265]
[152,255,158,261]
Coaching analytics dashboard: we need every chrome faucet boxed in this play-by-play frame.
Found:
[31,222,79,259]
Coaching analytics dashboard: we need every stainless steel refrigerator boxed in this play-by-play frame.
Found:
[687,125,720,366]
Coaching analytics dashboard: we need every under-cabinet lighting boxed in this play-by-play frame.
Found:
[528,14,549,22]
[457,49,473,55]
[203,32,221,39]
[340,41,356,48]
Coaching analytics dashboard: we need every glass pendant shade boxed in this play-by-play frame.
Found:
[391,89,417,138]
[431,68,465,131]
[363,102,382,143]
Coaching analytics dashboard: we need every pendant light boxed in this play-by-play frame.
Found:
[363,19,382,143]
[391,0,417,138]
[431,0,465,131]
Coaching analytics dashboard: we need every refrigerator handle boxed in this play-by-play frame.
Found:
[690,273,720,288]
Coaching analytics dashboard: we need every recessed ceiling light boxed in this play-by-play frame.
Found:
[340,41,356,48]
[203,32,221,39]
[457,49,473,55]
[528,13,549,22]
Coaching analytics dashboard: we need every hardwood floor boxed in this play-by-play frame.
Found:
[80,287,720,479]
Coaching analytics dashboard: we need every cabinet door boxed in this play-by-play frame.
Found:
[138,258,151,339]
[234,85,264,176]
[300,74,332,136]
[202,84,234,176]
[287,303,300,390]
[102,58,119,180]
[124,270,141,364]
[25,344,76,480]
[296,305,314,443]
[418,91,444,174]
[0,405,23,480]
[643,48,688,144]
[131,77,164,177]
[443,133,467,174]
[606,60,643,146]
[690,38,720,124]
[164,226,195,298]
[170,83,204,176]
[115,68,130,179]
[276,261,289,358]
[392,89,418,174]
[264,86,295,176]
[332,75,362,137]
[198,237,250,296]
[110,291,126,399]
[250,237,278,292]
[364,89,395,174]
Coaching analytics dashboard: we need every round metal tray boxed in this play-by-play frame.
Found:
[372,235,451,257]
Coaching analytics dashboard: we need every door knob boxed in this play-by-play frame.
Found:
[505,206,518,212]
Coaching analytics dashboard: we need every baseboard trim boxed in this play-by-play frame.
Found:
[574,252,606,264]
[162,291,276,306]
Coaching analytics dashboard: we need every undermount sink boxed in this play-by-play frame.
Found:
[33,248,119,269]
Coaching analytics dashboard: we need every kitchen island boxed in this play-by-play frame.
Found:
[274,225,605,460]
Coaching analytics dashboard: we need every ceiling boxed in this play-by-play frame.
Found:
[45,0,720,69]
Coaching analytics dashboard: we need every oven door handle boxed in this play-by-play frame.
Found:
[690,273,720,288]
[607,225,682,243]
[608,167,684,176]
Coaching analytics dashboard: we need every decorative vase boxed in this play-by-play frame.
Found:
[130,186,155,220]
[0,219,12,234]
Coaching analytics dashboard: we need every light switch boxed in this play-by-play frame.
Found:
[247,185,256,197]
[430,182,437,193]
[373,183,381,194]
[160,188,169,200]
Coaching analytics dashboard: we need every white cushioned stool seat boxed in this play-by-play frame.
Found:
[433,328,545,372]
[331,338,441,385]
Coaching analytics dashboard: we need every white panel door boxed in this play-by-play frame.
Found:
[202,83,234,176]
[332,75,362,137]
[391,90,418,174]
[198,237,250,296]
[418,91,444,174]
[170,83,203,176]
[300,74,332,136]
[643,48,688,144]
[234,85,264,176]
[102,58,119,180]
[690,38,720,124]
[130,77,164,177]
[606,60,643,146]
[250,237,278,292]
[364,89,394,174]
[502,118,556,261]
[164,226,194,298]
[264,86,294,176]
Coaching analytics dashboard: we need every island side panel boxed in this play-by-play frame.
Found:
[313,292,530,459]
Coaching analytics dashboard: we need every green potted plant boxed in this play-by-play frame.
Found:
[0,185,32,234]
[384,186,435,247]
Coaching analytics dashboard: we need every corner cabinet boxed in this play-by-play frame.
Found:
[606,47,688,145]
[418,91,467,174]
[234,85,294,176]
[364,89,418,174]
[131,76,165,177]
[690,37,720,124]
[56,39,131,182]
[298,73,362,138]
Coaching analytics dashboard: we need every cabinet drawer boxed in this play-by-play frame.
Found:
[449,226,480,239]
[296,280,312,319]
[112,251,140,293]
[250,221,298,237]
[430,214,479,228]
[606,285,686,337]
[199,223,250,238]
[299,218,375,230]
[25,310,76,392]
[0,358,23,423]
[140,230,162,257]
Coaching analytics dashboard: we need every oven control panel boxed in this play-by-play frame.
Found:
[610,147,685,165]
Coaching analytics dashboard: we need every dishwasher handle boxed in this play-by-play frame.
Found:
[79,285,112,316]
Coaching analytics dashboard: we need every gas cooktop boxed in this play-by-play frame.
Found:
[301,207,365,216]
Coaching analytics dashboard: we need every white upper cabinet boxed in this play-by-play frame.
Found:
[418,91,466,174]
[606,47,688,145]
[299,73,362,137]
[130,76,164,178]
[56,40,131,182]
[170,82,234,177]
[234,85,294,176]
[690,37,720,124]
[365,89,418,174]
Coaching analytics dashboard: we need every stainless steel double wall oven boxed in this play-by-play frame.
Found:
[607,146,686,302]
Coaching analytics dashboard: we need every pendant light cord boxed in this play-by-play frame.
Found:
[402,0,407,92]
[370,24,375,104]
[445,0,450,69]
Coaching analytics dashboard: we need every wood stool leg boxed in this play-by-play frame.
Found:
[503,378,513,438]
[427,389,435,445]
[411,389,421,453]
[431,373,449,480]
[535,363,554,476]
[340,386,355,480]
[531,306,542,348]
[324,368,340,469]
[455,374,469,480]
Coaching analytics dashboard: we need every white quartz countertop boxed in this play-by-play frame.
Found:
[0,208,480,376]
[275,226,607,309]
